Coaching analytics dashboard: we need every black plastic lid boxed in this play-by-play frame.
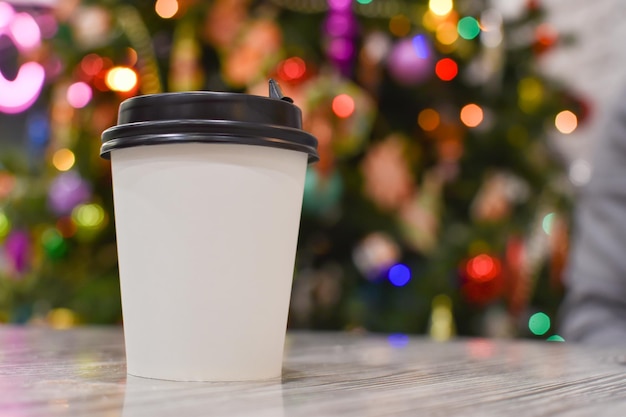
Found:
[100,80,319,162]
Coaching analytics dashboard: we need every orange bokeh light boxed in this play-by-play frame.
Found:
[332,94,355,119]
[460,103,483,127]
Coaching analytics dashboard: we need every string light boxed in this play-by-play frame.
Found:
[435,58,458,81]
[460,103,483,127]
[52,149,75,172]
[72,203,106,229]
[332,94,355,118]
[555,110,577,134]
[528,312,550,336]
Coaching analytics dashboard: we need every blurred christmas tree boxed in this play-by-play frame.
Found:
[0,0,582,337]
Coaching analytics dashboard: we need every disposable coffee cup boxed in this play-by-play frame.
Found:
[101,81,318,381]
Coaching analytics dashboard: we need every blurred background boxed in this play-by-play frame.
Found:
[0,0,604,339]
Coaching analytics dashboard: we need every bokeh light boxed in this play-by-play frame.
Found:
[466,254,500,282]
[66,82,92,109]
[542,212,555,235]
[418,108,440,131]
[52,149,75,172]
[389,14,411,37]
[155,0,178,19]
[546,335,565,342]
[47,308,76,329]
[105,67,138,92]
[569,159,592,186]
[457,16,480,40]
[11,12,41,49]
[460,103,483,127]
[357,0,373,3]
[56,216,77,238]
[518,77,543,113]
[412,34,430,58]
[72,203,105,229]
[278,57,306,81]
[0,211,10,239]
[332,94,355,118]
[429,0,453,16]
[388,263,411,287]
[388,333,409,348]
[435,58,458,81]
[529,312,550,336]
[80,54,104,76]
[41,228,67,259]
[0,61,45,114]
[436,22,459,45]
[555,110,577,134]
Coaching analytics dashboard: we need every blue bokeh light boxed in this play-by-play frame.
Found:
[412,34,430,59]
[388,263,411,287]
[388,333,409,348]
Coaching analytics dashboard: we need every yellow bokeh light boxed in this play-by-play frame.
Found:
[155,0,178,19]
[47,308,77,329]
[72,204,106,229]
[555,110,578,134]
[389,14,411,37]
[0,211,10,239]
[460,104,483,127]
[52,149,75,172]
[105,67,138,92]
[418,108,441,131]
[518,77,543,113]
[436,22,459,45]
[429,0,453,16]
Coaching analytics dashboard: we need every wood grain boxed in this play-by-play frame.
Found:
[0,327,625,416]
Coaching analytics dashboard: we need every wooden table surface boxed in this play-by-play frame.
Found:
[1,327,626,416]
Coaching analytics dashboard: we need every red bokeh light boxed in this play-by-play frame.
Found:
[278,57,306,81]
[435,58,458,81]
[466,254,501,283]
[332,94,355,118]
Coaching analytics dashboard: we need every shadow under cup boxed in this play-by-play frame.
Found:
[101,87,318,381]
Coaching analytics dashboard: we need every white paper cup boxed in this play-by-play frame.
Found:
[102,84,318,381]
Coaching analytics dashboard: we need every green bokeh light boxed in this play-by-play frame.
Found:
[542,212,555,235]
[41,228,67,259]
[546,335,565,342]
[0,212,10,238]
[529,312,551,336]
[457,17,480,40]
[357,0,373,3]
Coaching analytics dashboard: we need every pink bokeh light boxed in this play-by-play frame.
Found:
[0,62,45,114]
[10,12,41,50]
[0,2,14,28]
[66,82,92,109]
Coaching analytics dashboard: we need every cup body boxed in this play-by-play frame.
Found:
[110,142,307,381]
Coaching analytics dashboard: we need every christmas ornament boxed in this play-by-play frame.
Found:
[428,294,456,341]
[324,0,358,75]
[533,23,558,55]
[4,230,30,275]
[69,5,111,49]
[399,171,442,254]
[352,232,400,279]
[361,134,414,212]
[461,253,504,305]
[303,76,376,160]
[222,19,282,87]
[169,22,204,91]
[47,171,91,216]
[387,35,433,86]
[202,0,249,50]
[302,169,343,215]
[0,2,45,114]
[471,171,529,222]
